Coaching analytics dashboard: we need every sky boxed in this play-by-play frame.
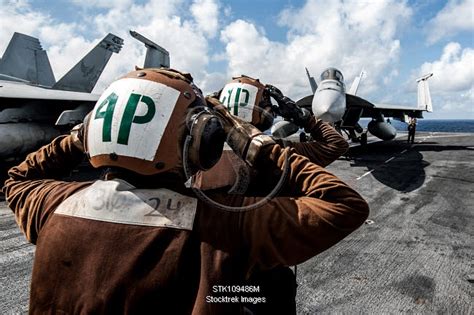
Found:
[1,0,473,119]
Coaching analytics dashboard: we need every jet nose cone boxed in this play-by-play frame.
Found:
[317,111,340,123]
[312,89,346,122]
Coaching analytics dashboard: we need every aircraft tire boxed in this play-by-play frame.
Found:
[360,133,367,146]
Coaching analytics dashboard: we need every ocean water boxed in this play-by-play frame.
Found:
[358,119,474,133]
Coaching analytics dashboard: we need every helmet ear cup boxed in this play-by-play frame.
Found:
[258,107,274,131]
[187,110,226,171]
[253,100,274,131]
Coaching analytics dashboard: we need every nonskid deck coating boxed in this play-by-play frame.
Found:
[1,132,472,313]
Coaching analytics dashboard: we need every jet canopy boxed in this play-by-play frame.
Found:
[320,68,344,82]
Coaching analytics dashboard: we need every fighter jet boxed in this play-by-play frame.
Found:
[0,30,169,161]
[0,32,123,160]
[276,68,433,145]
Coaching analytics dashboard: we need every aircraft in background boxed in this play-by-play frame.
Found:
[291,68,433,144]
[0,30,169,161]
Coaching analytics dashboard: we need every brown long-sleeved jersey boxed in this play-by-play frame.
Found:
[3,135,367,314]
[194,116,349,191]
[277,116,349,167]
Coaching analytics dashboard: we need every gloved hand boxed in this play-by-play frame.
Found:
[70,112,90,152]
[206,89,222,101]
[70,123,85,151]
[265,84,310,127]
[206,97,275,167]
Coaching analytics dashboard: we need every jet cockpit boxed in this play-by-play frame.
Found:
[320,68,344,83]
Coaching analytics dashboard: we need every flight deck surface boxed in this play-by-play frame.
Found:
[1,132,473,313]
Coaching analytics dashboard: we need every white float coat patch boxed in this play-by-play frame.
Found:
[87,78,179,161]
[54,180,197,230]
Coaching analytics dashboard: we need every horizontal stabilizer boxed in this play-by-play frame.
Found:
[0,32,55,86]
[53,33,123,93]
[130,30,170,68]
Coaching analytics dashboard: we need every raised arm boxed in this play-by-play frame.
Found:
[203,98,368,270]
[283,117,349,167]
[266,85,348,167]
[241,144,368,269]
[3,135,91,243]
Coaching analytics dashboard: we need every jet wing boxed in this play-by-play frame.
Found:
[347,72,433,121]
[372,103,428,111]
[296,94,313,110]
[345,95,425,121]
[366,104,426,120]
[297,94,376,112]
[338,94,373,127]
[296,93,426,126]
[346,94,374,109]
[0,81,99,102]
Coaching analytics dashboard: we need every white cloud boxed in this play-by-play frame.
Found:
[1,0,216,94]
[69,0,133,9]
[425,0,474,44]
[417,42,474,92]
[220,20,276,76]
[409,42,474,119]
[191,0,220,38]
[197,71,228,95]
[220,0,412,100]
[1,0,53,52]
[83,0,216,91]
[0,0,91,80]
[428,88,474,119]
[1,0,471,119]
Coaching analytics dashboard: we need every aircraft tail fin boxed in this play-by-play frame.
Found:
[305,67,318,94]
[130,30,170,68]
[349,70,365,95]
[0,32,55,86]
[416,73,433,112]
[53,33,123,93]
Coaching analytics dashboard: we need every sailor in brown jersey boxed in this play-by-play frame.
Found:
[193,77,350,314]
[194,76,348,191]
[3,68,368,314]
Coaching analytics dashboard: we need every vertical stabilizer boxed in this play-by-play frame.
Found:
[0,32,55,86]
[53,33,123,93]
[130,30,170,68]
[416,73,433,112]
[305,67,317,93]
[349,70,365,95]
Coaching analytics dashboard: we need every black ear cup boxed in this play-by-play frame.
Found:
[187,110,226,171]
[258,109,274,131]
[253,102,274,131]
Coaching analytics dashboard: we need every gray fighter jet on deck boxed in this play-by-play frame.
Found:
[275,68,433,145]
[0,30,169,161]
[300,68,433,144]
[0,32,123,160]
